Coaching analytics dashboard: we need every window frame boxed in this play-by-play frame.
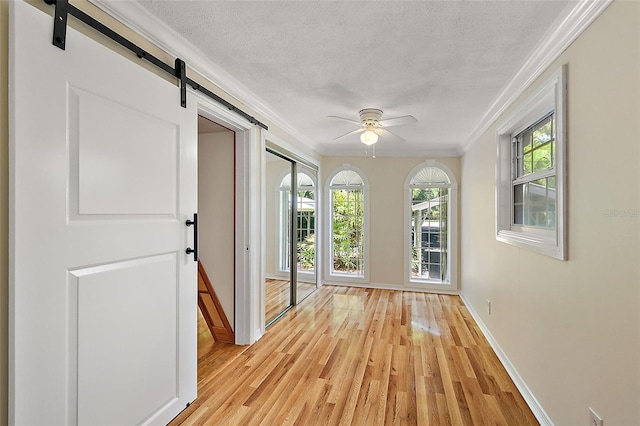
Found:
[512,113,557,230]
[496,66,567,260]
[274,169,293,277]
[277,171,317,275]
[403,160,458,291]
[325,165,370,282]
[294,171,317,278]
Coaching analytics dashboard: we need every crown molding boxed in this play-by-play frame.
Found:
[461,0,613,154]
[263,130,322,167]
[89,0,320,153]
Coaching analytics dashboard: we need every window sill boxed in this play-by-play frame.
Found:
[496,229,565,260]
[409,278,449,285]
[406,280,457,293]
[329,272,365,280]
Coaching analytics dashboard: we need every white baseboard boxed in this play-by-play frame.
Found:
[266,273,316,284]
[265,273,287,281]
[459,294,553,426]
[323,281,403,291]
[323,280,459,295]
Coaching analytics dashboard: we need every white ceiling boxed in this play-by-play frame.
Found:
[137,0,572,157]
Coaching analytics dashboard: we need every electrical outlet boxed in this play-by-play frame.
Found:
[589,407,603,426]
[486,299,491,315]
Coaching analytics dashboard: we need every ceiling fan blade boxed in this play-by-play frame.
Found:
[378,115,417,128]
[377,128,406,143]
[327,115,361,124]
[333,128,364,141]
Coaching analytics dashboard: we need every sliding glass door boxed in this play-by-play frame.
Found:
[265,148,318,327]
[296,164,317,302]
[265,150,293,325]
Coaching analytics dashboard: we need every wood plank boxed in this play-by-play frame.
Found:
[198,261,235,344]
[168,311,247,425]
[171,285,539,425]
[265,278,291,324]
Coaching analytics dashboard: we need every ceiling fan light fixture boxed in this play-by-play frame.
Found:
[360,130,378,145]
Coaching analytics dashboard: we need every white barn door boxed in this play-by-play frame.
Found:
[10,2,197,424]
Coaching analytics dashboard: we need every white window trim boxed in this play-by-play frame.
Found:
[276,170,291,276]
[403,161,458,291]
[496,66,567,260]
[277,170,317,278]
[324,164,370,283]
[296,171,318,281]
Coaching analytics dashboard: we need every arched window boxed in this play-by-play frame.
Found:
[279,172,316,273]
[328,168,368,278]
[405,162,457,286]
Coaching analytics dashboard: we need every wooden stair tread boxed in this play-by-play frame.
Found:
[197,261,234,344]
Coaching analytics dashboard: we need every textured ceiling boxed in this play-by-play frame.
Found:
[138,0,571,156]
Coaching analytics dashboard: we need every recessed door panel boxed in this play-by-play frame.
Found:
[69,86,178,218]
[71,254,178,425]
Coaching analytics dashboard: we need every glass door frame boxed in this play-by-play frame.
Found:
[265,146,318,327]
[265,148,295,327]
[295,163,318,303]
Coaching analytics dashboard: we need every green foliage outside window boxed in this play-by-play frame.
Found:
[297,234,315,270]
[332,189,364,273]
[520,116,554,176]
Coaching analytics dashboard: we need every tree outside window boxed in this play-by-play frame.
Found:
[330,169,366,277]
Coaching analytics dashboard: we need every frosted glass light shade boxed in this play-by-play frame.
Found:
[360,130,378,145]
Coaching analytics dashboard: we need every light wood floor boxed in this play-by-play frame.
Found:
[297,279,317,303]
[265,279,291,324]
[195,309,247,383]
[171,286,538,425]
[265,278,316,324]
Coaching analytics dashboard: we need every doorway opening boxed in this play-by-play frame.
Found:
[195,116,245,379]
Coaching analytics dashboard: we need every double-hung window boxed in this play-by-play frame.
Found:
[512,113,556,228]
[496,66,567,260]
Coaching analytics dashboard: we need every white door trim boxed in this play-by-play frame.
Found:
[193,91,262,345]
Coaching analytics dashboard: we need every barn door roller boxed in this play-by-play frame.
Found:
[42,0,268,129]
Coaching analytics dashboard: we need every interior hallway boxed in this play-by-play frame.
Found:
[171,286,537,425]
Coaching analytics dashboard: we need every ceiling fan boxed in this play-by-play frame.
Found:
[328,108,417,145]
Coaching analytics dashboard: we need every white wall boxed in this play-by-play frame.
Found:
[198,131,235,330]
[321,156,460,288]
[460,1,640,424]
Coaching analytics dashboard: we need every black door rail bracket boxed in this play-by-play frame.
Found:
[42,0,268,129]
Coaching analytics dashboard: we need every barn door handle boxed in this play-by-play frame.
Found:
[185,213,198,262]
